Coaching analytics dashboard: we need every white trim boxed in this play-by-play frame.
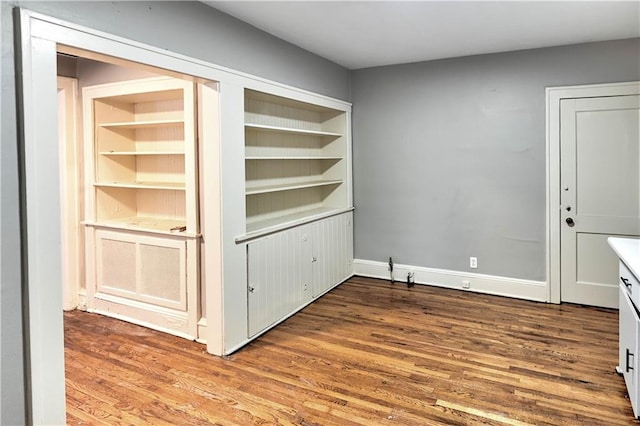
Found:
[77,288,88,311]
[196,318,208,344]
[26,10,351,109]
[17,10,68,424]
[545,81,640,304]
[353,259,548,302]
[57,76,82,311]
[88,308,194,342]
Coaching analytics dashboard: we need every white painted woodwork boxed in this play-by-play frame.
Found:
[612,238,640,418]
[560,95,640,308]
[247,212,353,338]
[84,76,201,339]
[243,89,349,239]
[57,76,83,311]
[311,212,353,297]
[353,258,548,302]
[622,260,640,310]
[546,82,640,305]
[95,229,187,310]
[18,25,67,424]
[247,226,312,337]
[241,88,352,346]
[198,81,223,352]
[216,82,250,355]
[619,284,640,417]
[83,77,197,234]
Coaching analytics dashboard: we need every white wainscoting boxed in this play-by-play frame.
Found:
[353,259,549,302]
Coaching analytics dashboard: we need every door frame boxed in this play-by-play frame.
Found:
[546,81,640,304]
[15,8,234,423]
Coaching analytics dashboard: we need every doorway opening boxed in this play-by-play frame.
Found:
[56,47,215,342]
[56,46,214,340]
[18,11,226,421]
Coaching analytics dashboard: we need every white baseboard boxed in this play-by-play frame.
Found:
[196,318,207,344]
[77,289,88,311]
[353,259,549,303]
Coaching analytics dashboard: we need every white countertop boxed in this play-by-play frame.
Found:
[609,237,640,279]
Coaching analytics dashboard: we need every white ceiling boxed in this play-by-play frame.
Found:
[205,1,640,70]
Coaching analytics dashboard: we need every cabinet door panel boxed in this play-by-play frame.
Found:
[247,226,311,337]
[95,229,186,311]
[312,213,352,297]
[620,284,640,417]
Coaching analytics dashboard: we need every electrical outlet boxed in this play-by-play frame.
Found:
[462,280,470,289]
[469,257,477,269]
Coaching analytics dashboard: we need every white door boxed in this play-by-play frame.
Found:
[560,95,640,307]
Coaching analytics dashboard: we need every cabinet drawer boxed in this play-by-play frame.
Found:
[621,261,640,308]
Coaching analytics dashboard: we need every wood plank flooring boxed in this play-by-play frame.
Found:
[65,276,637,425]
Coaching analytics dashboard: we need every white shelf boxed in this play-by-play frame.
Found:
[245,179,342,195]
[245,156,342,161]
[100,151,185,156]
[99,119,184,129]
[245,123,342,138]
[243,88,349,235]
[95,181,185,190]
[238,207,354,243]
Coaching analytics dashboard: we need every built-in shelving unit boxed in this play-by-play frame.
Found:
[86,78,196,235]
[243,89,349,238]
[83,77,200,340]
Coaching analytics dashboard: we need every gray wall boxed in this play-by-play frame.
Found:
[352,38,640,281]
[2,3,26,424]
[18,1,351,100]
[1,1,349,423]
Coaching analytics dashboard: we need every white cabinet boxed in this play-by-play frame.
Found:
[84,77,200,339]
[247,212,353,337]
[619,282,640,417]
[610,237,640,419]
[239,87,353,342]
[81,77,353,353]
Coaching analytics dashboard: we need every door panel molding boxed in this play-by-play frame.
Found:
[546,81,640,304]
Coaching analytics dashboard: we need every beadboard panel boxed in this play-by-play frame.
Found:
[247,212,354,339]
[247,226,312,337]
[311,212,353,297]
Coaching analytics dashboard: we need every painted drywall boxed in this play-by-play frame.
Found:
[352,38,640,282]
[1,3,26,424]
[13,1,351,100]
[1,1,350,421]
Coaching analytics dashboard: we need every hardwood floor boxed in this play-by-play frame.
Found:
[65,276,637,425]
